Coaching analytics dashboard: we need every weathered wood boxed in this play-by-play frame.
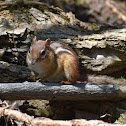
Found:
[0,106,124,126]
[0,1,126,76]
[0,61,33,82]
[0,82,124,101]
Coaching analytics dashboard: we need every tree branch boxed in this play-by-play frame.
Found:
[0,106,124,126]
[0,82,125,100]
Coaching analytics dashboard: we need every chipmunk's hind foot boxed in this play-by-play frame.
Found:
[61,80,76,85]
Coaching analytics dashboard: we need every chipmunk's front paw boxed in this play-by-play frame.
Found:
[61,80,75,85]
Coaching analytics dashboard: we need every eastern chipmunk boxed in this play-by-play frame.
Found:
[26,36,79,84]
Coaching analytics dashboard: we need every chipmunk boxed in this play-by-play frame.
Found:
[26,36,126,85]
[26,36,79,84]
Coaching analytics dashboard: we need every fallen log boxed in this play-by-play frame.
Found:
[0,61,33,82]
[0,1,126,76]
[0,82,125,100]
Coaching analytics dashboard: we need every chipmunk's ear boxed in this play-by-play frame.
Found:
[33,36,37,43]
[45,38,51,46]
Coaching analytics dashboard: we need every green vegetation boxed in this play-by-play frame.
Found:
[118,76,126,81]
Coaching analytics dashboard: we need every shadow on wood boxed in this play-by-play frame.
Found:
[0,82,125,100]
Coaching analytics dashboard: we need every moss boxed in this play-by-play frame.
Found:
[115,112,126,124]
[87,23,100,31]
[118,76,126,81]
[21,100,54,117]
[76,0,88,6]
[0,49,5,60]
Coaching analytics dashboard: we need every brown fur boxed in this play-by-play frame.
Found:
[26,36,79,84]
[56,52,79,84]
[87,75,126,85]
[80,74,126,85]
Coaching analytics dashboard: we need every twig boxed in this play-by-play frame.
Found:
[0,106,124,126]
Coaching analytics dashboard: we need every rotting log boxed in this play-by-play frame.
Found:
[0,1,126,76]
[0,61,33,82]
[0,82,125,100]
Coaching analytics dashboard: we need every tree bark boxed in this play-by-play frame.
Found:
[0,61,33,82]
[0,1,126,77]
[0,82,125,101]
[0,1,125,124]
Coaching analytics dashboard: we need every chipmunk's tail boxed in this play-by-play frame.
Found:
[80,74,126,86]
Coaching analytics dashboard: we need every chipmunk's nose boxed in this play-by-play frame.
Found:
[31,59,36,65]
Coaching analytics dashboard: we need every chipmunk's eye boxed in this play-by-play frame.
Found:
[28,47,32,53]
[40,50,46,57]
[28,49,30,53]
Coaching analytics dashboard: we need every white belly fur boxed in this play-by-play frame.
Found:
[29,63,65,81]
[29,63,44,76]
